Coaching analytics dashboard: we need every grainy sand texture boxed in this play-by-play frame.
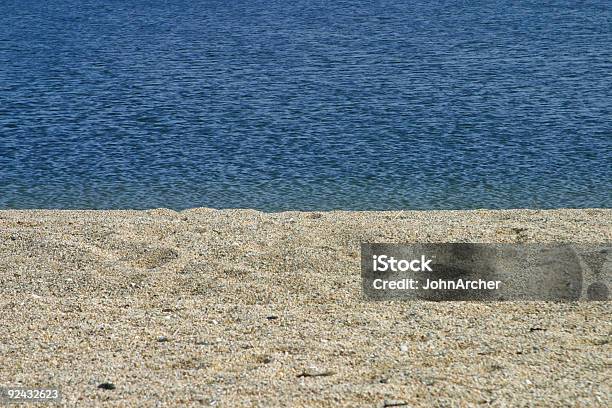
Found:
[0,208,610,407]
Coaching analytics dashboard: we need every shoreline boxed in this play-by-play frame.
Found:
[1,208,610,406]
[2,206,609,213]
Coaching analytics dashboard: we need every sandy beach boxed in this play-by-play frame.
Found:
[0,208,610,407]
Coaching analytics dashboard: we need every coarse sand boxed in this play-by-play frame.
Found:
[0,208,610,407]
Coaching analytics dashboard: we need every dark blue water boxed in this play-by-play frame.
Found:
[1,0,611,211]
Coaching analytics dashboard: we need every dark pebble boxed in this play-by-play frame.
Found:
[98,383,115,390]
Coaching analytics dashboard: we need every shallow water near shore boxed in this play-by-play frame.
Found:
[1,0,611,210]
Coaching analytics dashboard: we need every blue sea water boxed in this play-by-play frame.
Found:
[0,0,610,211]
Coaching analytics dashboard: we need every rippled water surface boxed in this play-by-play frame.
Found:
[1,0,610,210]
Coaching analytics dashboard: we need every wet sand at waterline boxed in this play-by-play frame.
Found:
[1,209,610,407]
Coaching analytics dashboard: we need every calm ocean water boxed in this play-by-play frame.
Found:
[0,0,610,211]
